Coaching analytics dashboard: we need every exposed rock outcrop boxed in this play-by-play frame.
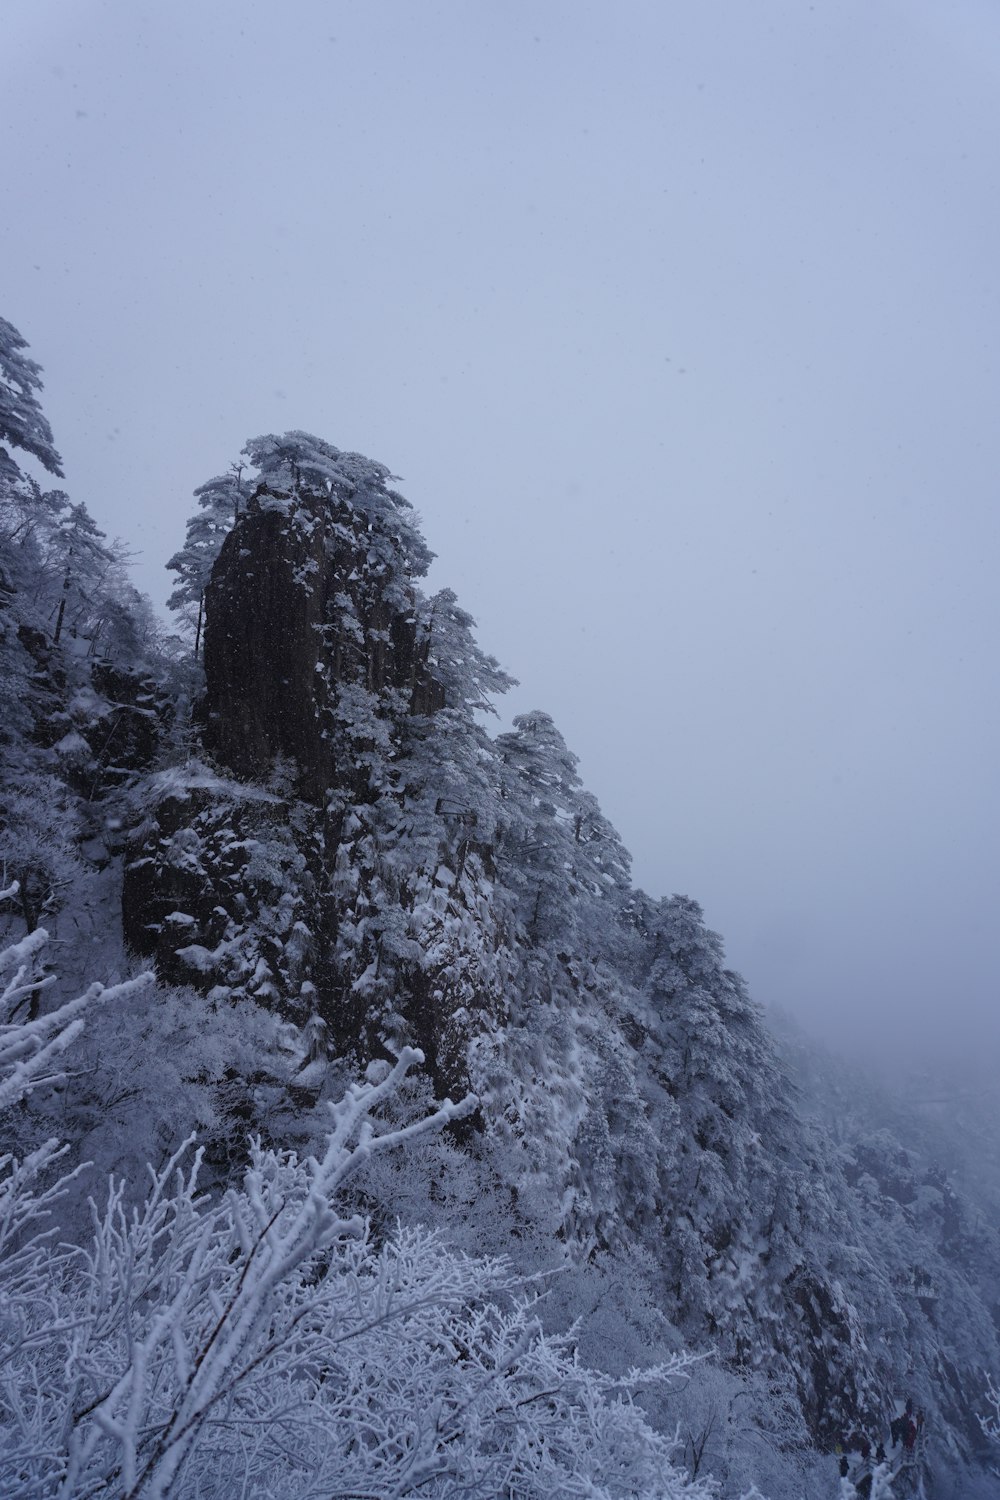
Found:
[201,485,441,802]
[122,439,503,1095]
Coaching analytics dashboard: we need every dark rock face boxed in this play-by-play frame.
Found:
[14,625,164,788]
[87,664,164,782]
[201,499,331,796]
[201,488,443,802]
[16,624,68,748]
[122,774,319,1009]
[122,474,493,1098]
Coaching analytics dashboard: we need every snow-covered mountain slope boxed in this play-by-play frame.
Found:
[2,330,998,1496]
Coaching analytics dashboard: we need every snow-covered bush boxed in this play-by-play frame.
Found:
[0,889,151,1108]
[0,922,745,1499]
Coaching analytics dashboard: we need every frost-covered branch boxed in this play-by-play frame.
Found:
[0,925,729,1497]
[0,914,152,1110]
[56,1050,477,1499]
[981,1374,1000,1449]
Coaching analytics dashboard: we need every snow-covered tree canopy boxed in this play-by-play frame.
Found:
[169,432,437,639]
[0,316,62,479]
[166,466,250,628]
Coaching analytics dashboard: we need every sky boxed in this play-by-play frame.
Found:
[3,0,999,1057]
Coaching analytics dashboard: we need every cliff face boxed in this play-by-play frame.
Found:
[201,484,443,802]
[122,442,501,1096]
[119,443,878,1444]
[113,432,1000,1485]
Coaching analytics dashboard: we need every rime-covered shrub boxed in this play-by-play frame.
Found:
[0,925,745,1500]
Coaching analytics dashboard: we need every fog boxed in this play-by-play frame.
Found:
[4,0,998,1060]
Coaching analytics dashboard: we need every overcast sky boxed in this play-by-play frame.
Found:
[4,0,998,1057]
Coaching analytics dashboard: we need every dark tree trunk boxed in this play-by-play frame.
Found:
[18,870,39,934]
[53,565,71,644]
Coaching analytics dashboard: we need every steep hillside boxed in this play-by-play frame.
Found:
[122,431,1000,1486]
[2,330,998,1496]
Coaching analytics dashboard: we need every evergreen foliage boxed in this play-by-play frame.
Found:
[0,316,63,479]
[1,316,998,1497]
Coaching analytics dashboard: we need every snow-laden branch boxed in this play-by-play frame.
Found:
[0,909,153,1110]
[56,1049,477,1499]
[981,1373,1000,1447]
[0,927,731,1499]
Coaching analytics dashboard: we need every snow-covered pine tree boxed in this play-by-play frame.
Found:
[0,320,67,754]
[167,465,249,655]
[0,314,175,979]
[46,500,115,644]
[0,316,63,481]
[495,709,630,953]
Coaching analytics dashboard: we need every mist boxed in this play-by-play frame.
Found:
[3,0,998,1063]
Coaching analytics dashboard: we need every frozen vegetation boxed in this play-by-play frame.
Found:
[2,315,999,1497]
